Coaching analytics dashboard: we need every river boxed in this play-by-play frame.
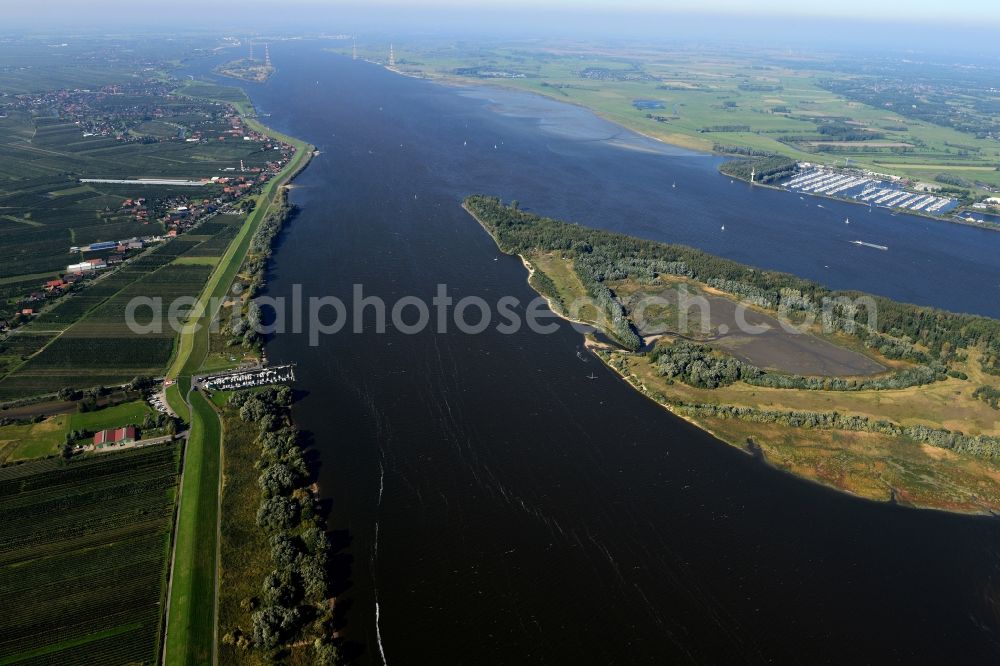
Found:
[201,42,1000,664]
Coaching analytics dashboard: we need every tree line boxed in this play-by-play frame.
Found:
[223,386,340,664]
[223,193,297,351]
[464,195,1000,376]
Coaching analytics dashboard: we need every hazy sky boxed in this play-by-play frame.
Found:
[8,0,1000,24]
[4,0,1000,52]
[356,0,998,22]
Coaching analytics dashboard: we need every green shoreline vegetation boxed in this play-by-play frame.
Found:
[464,195,1000,513]
[218,387,339,664]
[162,83,314,665]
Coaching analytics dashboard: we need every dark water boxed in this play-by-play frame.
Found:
[214,43,1000,664]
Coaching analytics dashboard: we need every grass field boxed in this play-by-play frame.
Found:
[0,415,68,464]
[0,399,156,465]
[68,399,155,432]
[0,444,180,665]
[687,413,1000,511]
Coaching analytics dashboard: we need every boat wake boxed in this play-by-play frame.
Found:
[373,459,388,665]
[851,240,888,251]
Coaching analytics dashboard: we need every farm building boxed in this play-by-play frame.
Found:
[93,426,137,446]
[84,241,117,253]
[67,259,106,273]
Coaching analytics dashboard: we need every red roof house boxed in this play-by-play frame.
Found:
[93,426,137,446]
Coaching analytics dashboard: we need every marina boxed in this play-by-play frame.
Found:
[198,363,296,391]
[782,166,959,216]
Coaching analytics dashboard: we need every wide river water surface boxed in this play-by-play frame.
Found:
[200,43,1000,664]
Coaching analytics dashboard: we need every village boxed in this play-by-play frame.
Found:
[0,78,298,333]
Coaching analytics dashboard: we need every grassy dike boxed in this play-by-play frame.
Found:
[164,390,221,665]
[162,87,314,665]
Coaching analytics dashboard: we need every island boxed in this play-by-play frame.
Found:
[216,57,276,83]
[464,195,1000,514]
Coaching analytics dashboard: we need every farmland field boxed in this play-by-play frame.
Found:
[0,444,180,665]
[0,216,247,399]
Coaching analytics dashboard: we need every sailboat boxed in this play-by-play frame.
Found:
[845,217,850,224]
[721,225,725,231]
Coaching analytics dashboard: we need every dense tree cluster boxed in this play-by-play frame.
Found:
[651,341,759,388]
[973,386,1000,410]
[712,144,779,157]
[864,334,931,364]
[718,156,798,183]
[223,386,339,663]
[700,124,752,133]
[746,364,945,391]
[819,77,1000,138]
[527,267,561,309]
[651,340,946,392]
[464,196,1000,375]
